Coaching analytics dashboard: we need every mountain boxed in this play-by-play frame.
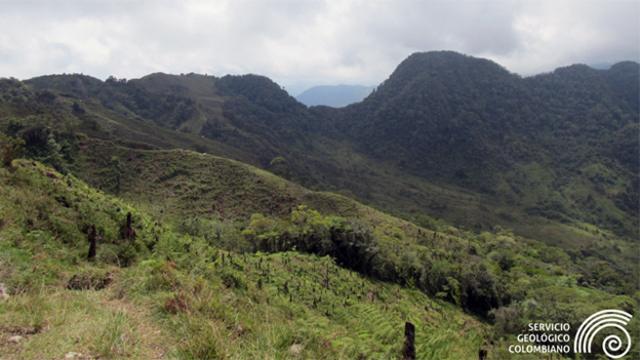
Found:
[10,52,640,243]
[1,50,638,358]
[329,51,639,239]
[296,84,374,107]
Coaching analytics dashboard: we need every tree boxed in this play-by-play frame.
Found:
[44,132,66,172]
[0,133,24,167]
[108,156,123,194]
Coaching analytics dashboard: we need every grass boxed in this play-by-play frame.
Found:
[0,289,170,359]
[122,251,488,359]
[93,311,132,358]
[0,155,637,358]
[0,159,489,359]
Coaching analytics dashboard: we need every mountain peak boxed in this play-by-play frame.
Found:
[608,60,640,73]
[216,74,304,113]
[24,73,104,99]
[393,51,511,78]
[361,51,517,107]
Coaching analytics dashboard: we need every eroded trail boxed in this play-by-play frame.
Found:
[0,279,174,359]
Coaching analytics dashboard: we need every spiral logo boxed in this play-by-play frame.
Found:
[574,309,633,359]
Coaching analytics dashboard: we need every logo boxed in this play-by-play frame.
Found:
[574,309,633,359]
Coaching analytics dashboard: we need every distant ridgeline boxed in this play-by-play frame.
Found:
[296,84,374,107]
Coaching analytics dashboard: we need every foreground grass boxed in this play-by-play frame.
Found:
[0,159,488,359]
[0,288,170,359]
[0,252,487,359]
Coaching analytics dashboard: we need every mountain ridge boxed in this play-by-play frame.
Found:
[10,51,639,241]
[296,84,374,107]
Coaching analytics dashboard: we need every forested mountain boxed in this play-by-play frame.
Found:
[296,84,374,107]
[1,50,637,358]
[12,51,640,243]
[328,52,639,238]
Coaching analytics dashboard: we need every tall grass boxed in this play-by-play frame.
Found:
[92,311,135,358]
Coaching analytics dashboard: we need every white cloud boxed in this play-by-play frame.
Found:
[0,0,637,94]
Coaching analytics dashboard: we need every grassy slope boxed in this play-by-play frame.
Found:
[73,138,425,236]
[71,138,640,355]
[304,137,636,252]
[73,139,639,291]
[0,160,488,359]
[2,159,637,359]
[1,157,637,358]
[19,74,637,251]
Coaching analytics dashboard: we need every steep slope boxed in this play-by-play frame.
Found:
[1,128,638,358]
[0,159,492,359]
[23,52,639,245]
[6,51,638,278]
[329,52,639,238]
[70,139,639,305]
[336,51,525,182]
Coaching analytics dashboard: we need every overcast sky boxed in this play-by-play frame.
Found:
[1,0,638,94]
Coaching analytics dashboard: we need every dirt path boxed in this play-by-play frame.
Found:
[99,292,173,359]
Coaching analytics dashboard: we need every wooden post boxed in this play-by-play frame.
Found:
[478,348,488,360]
[402,322,416,360]
[87,225,97,261]
[121,212,136,241]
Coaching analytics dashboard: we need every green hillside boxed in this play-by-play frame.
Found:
[1,155,637,359]
[0,160,492,359]
[0,51,638,359]
[19,53,639,248]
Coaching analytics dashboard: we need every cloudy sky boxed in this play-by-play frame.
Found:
[1,0,638,94]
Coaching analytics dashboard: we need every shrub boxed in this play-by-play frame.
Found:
[459,263,502,315]
[489,305,523,337]
[219,269,245,289]
[164,292,189,314]
[0,133,24,167]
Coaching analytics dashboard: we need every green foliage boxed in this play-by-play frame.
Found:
[0,55,638,358]
[7,59,638,246]
[244,206,378,275]
[0,158,637,359]
[0,133,24,167]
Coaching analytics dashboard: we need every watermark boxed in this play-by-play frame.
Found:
[509,322,572,355]
[574,309,633,359]
[508,309,633,359]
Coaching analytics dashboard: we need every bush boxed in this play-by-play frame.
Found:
[219,269,245,289]
[459,263,502,315]
[489,305,523,337]
[244,207,379,275]
[0,133,24,167]
[92,311,135,358]
[176,318,222,359]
